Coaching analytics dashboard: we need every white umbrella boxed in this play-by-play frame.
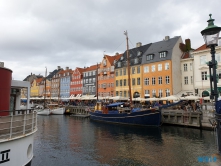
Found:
[144,97,159,101]
[132,97,145,101]
[110,96,129,100]
[159,95,180,101]
[180,95,199,100]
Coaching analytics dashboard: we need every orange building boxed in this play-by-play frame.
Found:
[98,53,122,97]
[142,36,183,98]
[70,67,85,96]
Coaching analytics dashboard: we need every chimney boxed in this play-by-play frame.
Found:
[57,66,61,70]
[66,67,69,70]
[0,62,4,67]
[185,39,191,51]
[115,52,119,55]
[136,42,142,47]
[165,36,170,41]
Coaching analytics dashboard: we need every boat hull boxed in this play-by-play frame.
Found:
[51,107,65,115]
[37,108,51,115]
[89,110,161,126]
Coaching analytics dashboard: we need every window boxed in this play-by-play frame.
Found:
[201,71,207,80]
[184,76,188,84]
[137,51,142,56]
[120,69,122,76]
[191,76,193,84]
[144,78,149,85]
[158,64,162,71]
[151,65,155,72]
[144,66,149,73]
[115,70,118,76]
[190,63,192,71]
[116,80,119,87]
[184,64,187,71]
[159,51,167,58]
[165,76,170,84]
[200,55,207,65]
[137,66,140,73]
[123,79,127,86]
[152,77,155,85]
[159,89,163,98]
[124,91,127,97]
[132,78,136,85]
[218,69,221,79]
[165,63,169,70]
[158,76,162,84]
[166,89,170,97]
[103,60,107,66]
[137,78,140,85]
[216,54,221,62]
[147,54,153,61]
[132,67,136,74]
[152,89,156,97]
[120,80,122,86]
[120,56,124,60]
[144,90,150,95]
[123,68,126,75]
[116,91,119,96]
[118,62,121,67]
[134,58,138,64]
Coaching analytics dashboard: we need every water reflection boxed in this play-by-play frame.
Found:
[33,116,217,166]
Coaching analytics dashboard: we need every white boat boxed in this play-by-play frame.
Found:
[0,63,37,166]
[49,104,65,115]
[37,108,51,115]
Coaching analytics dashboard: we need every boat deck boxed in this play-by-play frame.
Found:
[0,109,37,142]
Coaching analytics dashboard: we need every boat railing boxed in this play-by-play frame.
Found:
[0,109,38,142]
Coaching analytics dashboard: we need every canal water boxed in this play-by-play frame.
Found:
[32,115,218,166]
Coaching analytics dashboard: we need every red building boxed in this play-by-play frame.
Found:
[70,67,85,97]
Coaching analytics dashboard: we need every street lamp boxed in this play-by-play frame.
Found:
[201,14,221,154]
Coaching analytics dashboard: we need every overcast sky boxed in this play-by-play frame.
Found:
[0,0,221,80]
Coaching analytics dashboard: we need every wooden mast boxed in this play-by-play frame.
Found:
[96,63,99,102]
[124,31,132,107]
[44,67,47,108]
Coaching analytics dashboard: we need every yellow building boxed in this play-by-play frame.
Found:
[115,42,152,98]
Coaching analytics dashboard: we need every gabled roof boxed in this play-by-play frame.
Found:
[105,53,123,66]
[142,36,181,64]
[74,67,86,74]
[193,44,207,52]
[83,64,99,72]
[36,77,43,83]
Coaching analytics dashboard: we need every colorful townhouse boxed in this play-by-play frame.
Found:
[98,53,122,97]
[114,42,151,98]
[70,67,85,97]
[82,64,99,96]
[51,66,62,98]
[142,36,183,98]
[58,67,73,100]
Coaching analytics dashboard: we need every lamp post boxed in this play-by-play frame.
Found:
[201,14,221,154]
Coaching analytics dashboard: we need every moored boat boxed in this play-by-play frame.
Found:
[0,62,37,166]
[50,104,65,115]
[90,102,161,126]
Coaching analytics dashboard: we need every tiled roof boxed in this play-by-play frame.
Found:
[84,64,99,72]
[106,54,123,65]
[36,78,43,83]
[194,44,207,52]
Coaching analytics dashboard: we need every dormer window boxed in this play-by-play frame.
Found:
[134,58,138,64]
[137,51,142,56]
[118,62,121,67]
[159,51,167,58]
[120,56,124,60]
[114,59,117,64]
[146,54,154,61]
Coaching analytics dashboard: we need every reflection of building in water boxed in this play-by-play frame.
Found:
[91,123,162,165]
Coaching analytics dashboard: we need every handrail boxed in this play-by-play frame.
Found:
[0,110,37,141]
